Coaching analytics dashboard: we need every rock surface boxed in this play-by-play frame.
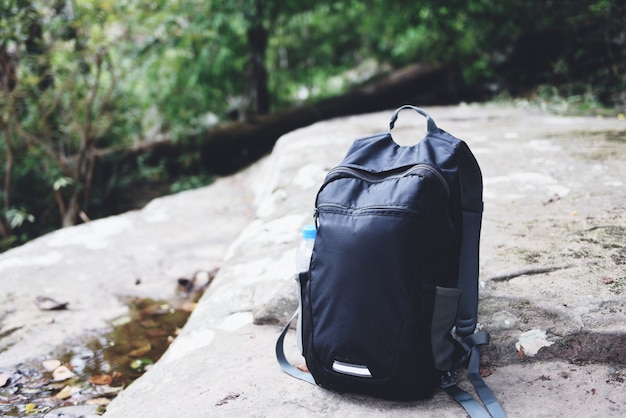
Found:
[0,174,254,368]
[2,104,625,417]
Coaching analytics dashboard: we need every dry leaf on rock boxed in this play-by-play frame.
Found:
[140,318,158,328]
[85,397,111,406]
[479,367,492,378]
[215,392,240,406]
[54,385,78,400]
[52,365,76,382]
[42,359,61,372]
[181,301,197,312]
[24,403,38,413]
[88,375,113,385]
[0,394,22,404]
[128,343,152,357]
[111,315,132,327]
[145,329,168,338]
[24,377,51,389]
[93,385,124,396]
[35,296,69,311]
[140,303,171,316]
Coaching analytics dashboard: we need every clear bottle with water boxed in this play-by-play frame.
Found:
[295,224,316,354]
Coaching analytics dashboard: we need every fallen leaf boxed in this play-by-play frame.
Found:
[32,396,60,408]
[35,296,69,311]
[93,385,124,396]
[140,319,158,328]
[111,315,132,327]
[296,363,309,373]
[215,393,240,406]
[85,397,111,406]
[128,343,152,357]
[603,277,615,285]
[24,377,51,389]
[0,373,10,387]
[54,385,78,400]
[42,359,61,372]
[89,375,113,385]
[518,345,526,360]
[24,403,38,413]
[479,367,492,378]
[52,365,76,382]
[145,329,168,338]
[591,388,596,395]
[181,301,197,312]
[543,194,560,205]
[140,303,171,316]
[47,381,68,390]
[0,394,22,404]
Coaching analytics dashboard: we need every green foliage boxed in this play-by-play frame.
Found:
[5,207,34,229]
[1,0,624,252]
[169,174,213,194]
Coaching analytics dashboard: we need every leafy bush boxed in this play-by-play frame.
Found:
[1,0,624,252]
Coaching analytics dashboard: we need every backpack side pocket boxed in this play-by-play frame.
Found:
[296,271,309,355]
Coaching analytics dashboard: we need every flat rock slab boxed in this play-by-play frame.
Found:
[0,173,254,369]
[3,104,626,417]
[104,105,625,417]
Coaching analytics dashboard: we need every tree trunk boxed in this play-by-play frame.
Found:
[246,0,270,115]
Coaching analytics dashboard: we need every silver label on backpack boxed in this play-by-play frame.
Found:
[332,360,372,378]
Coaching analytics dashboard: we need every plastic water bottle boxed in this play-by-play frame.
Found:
[295,224,316,354]
[295,224,316,272]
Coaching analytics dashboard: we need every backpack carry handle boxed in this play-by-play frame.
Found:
[389,105,438,133]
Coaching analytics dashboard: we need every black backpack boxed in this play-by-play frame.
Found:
[277,105,506,418]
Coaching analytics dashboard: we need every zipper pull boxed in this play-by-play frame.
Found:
[313,208,319,229]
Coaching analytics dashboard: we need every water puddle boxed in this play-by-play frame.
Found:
[0,271,213,417]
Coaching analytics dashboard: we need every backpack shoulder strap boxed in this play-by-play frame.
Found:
[443,333,508,418]
[387,105,482,337]
[275,311,316,385]
[455,141,483,337]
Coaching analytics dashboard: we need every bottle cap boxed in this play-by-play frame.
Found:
[301,224,317,239]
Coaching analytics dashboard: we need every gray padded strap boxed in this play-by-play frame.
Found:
[275,311,316,385]
[455,142,484,337]
[443,382,492,418]
[465,335,508,418]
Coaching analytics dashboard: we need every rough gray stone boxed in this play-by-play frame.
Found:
[2,105,625,417]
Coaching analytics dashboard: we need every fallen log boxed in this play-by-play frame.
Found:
[93,62,477,214]
[101,62,461,177]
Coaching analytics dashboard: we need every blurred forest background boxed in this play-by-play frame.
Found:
[1,0,625,252]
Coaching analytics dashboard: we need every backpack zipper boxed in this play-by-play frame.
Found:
[316,203,421,215]
[323,164,449,196]
[314,164,449,226]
